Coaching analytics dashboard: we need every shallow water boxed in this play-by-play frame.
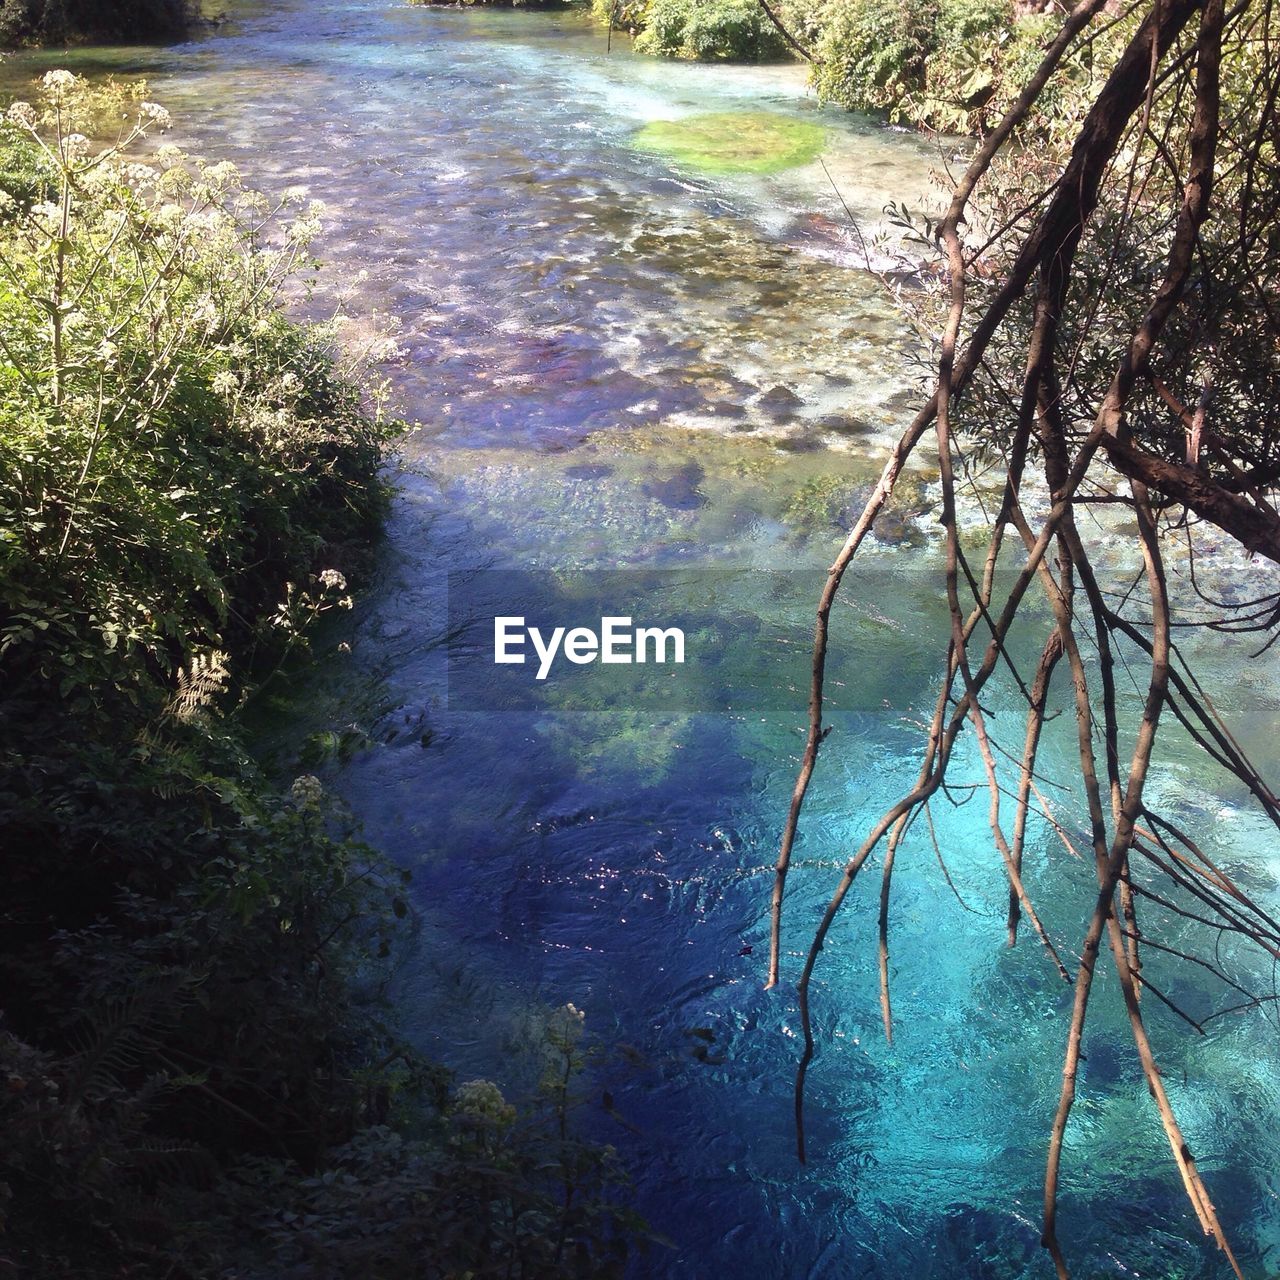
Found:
[7,3,1280,1275]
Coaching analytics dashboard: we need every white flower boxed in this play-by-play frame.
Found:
[289,774,325,809]
[285,215,322,244]
[203,160,239,186]
[191,293,219,332]
[545,1002,586,1050]
[6,101,36,130]
[139,101,171,130]
[154,203,185,230]
[317,569,347,592]
[122,162,157,187]
[453,1080,516,1127]
[41,69,76,93]
[211,371,239,397]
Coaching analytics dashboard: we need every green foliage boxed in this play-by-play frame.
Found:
[0,121,54,212]
[0,73,636,1278]
[919,0,1011,132]
[406,0,572,9]
[591,0,651,32]
[0,75,392,712]
[632,0,790,62]
[810,0,938,119]
[203,1009,640,1278]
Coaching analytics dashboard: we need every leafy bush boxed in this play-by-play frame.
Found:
[406,0,572,9]
[811,0,938,118]
[0,121,54,211]
[809,0,1073,132]
[591,0,651,32]
[919,0,1012,131]
[0,73,636,1278]
[633,0,790,61]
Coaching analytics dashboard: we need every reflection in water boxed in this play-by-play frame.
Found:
[6,3,1280,1275]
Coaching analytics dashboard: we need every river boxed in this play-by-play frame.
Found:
[6,2,1280,1275]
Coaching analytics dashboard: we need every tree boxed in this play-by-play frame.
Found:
[765,0,1280,1274]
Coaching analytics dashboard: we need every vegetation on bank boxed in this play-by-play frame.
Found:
[586,0,1096,134]
[0,0,195,47]
[406,0,575,11]
[0,73,635,1278]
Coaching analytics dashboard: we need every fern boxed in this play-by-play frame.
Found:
[61,973,193,1118]
[164,650,231,725]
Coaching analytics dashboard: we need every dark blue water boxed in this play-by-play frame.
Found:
[7,2,1279,1274]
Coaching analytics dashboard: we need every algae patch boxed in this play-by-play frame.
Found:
[633,111,824,175]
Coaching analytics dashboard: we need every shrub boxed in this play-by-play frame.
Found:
[0,121,54,211]
[919,0,1012,131]
[810,0,1064,133]
[633,0,790,61]
[592,0,652,30]
[811,0,939,118]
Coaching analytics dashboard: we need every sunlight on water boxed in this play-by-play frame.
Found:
[6,2,1279,1274]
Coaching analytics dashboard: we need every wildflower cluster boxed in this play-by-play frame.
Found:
[0,71,393,699]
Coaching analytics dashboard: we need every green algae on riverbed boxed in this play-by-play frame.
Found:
[633,111,824,174]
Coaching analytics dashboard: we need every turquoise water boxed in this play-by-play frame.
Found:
[6,3,1280,1274]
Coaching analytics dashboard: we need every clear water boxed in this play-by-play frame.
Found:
[6,3,1280,1275]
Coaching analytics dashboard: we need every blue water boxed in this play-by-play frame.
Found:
[7,2,1279,1273]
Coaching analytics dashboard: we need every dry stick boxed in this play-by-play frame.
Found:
[765,0,1114,990]
[1119,926,1261,1004]
[1043,0,1238,1269]
[1104,485,1243,1276]
[775,0,1199,997]
[1010,630,1066,945]
[1129,855,1280,958]
[1144,810,1280,929]
[1137,842,1280,953]
[792,403,1113,1159]
[1129,964,1206,1033]
[1038,516,1152,1277]
[876,811,910,1043]
[935,146,1075,985]
[1121,857,1143,1000]
[792,385,1152,1158]
[923,799,974,911]
[791,0,1220,1185]
[1126,874,1273,945]
[1112,614,1280,825]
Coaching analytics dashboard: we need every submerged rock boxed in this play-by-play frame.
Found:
[643,460,708,509]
